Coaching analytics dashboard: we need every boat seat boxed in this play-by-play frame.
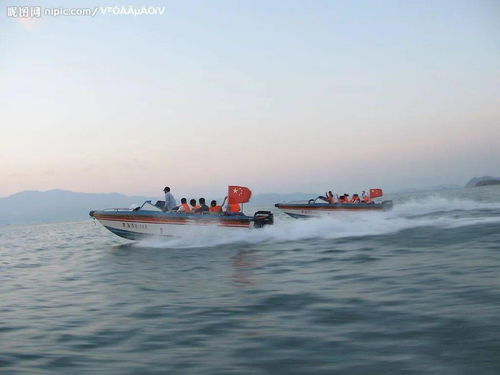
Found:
[155,200,166,209]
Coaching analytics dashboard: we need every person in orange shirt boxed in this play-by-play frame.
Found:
[221,196,241,214]
[227,203,241,213]
[176,198,191,213]
[209,200,223,213]
[190,199,200,212]
[361,191,372,203]
[351,194,361,203]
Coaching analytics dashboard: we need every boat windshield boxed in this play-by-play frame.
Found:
[139,201,162,212]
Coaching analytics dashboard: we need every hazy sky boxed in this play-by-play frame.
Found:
[1,0,499,198]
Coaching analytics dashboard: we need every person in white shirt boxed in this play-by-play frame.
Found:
[163,186,177,211]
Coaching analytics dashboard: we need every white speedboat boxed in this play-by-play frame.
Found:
[90,201,274,240]
[275,199,393,218]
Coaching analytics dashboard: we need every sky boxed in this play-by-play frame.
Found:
[1,0,499,198]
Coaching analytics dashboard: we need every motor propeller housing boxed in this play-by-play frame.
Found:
[253,211,274,228]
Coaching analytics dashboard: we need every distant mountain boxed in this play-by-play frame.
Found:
[0,189,318,225]
[465,176,500,188]
[0,190,152,225]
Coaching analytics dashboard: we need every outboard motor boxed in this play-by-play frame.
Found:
[253,211,274,228]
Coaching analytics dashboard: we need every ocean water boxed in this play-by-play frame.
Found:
[1,186,500,374]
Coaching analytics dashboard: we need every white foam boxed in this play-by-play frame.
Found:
[133,197,500,249]
[390,196,500,217]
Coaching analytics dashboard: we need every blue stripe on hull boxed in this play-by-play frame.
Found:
[103,226,151,240]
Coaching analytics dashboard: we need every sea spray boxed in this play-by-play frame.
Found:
[133,197,500,249]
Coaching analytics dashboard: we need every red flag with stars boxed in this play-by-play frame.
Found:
[369,188,383,199]
[228,185,252,204]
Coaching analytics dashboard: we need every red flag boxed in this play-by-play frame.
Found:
[369,188,383,199]
[228,185,252,204]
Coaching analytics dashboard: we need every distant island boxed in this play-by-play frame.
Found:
[465,176,500,188]
[475,180,500,187]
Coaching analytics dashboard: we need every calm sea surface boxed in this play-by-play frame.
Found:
[1,187,500,374]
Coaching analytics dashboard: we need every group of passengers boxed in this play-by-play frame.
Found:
[162,187,241,214]
[322,190,372,204]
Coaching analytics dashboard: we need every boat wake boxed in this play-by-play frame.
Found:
[133,197,500,249]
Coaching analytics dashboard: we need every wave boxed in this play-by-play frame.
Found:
[133,197,500,249]
[390,196,500,217]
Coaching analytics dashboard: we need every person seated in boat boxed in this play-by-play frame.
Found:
[317,194,328,202]
[351,194,361,203]
[361,191,372,203]
[209,200,223,214]
[227,203,241,214]
[326,191,335,204]
[194,198,209,213]
[176,198,191,213]
[163,186,177,211]
[222,196,242,214]
[337,194,347,203]
[190,199,200,212]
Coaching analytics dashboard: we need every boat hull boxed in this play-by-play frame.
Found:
[275,201,393,218]
[90,210,261,240]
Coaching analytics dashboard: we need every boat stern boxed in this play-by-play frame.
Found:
[253,211,274,228]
